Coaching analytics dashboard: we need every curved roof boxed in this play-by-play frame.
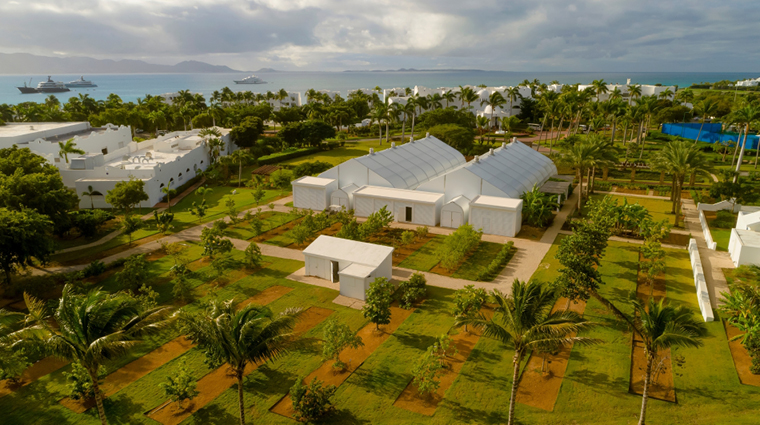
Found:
[351,136,465,189]
[464,141,557,198]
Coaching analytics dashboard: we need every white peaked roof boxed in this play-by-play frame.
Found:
[350,136,466,189]
[303,235,394,267]
[465,141,557,198]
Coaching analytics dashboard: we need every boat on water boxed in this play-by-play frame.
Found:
[65,76,97,88]
[233,74,267,84]
[17,76,71,94]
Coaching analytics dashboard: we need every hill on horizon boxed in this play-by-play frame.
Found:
[0,53,249,74]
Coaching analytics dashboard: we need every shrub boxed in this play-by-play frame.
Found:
[293,161,333,179]
[398,272,427,309]
[362,277,394,330]
[453,285,488,331]
[436,224,482,271]
[477,242,515,281]
[415,226,429,239]
[115,254,148,291]
[322,319,364,370]
[244,242,263,269]
[411,346,444,397]
[172,274,193,303]
[69,209,115,238]
[159,360,199,409]
[258,147,320,165]
[63,362,106,401]
[0,348,30,383]
[521,185,559,228]
[713,210,737,228]
[82,260,107,278]
[291,378,337,422]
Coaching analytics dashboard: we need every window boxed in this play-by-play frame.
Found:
[405,207,412,222]
[54,157,60,163]
[101,148,108,155]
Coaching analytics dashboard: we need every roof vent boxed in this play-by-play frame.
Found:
[425,132,430,138]
[369,148,374,155]
[512,137,517,143]
[475,156,480,163]
[489,148,494,155]
[391,142,396,148]
[501,142,507,148]
[410,137,414,143]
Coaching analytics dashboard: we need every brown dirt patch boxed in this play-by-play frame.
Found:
[394,326,482,415]
[60,336,194,413]
[516,298,586,411]
[724,322,760,386]
[147,306,331,425]
[145,251,167,262]
[270,306,415,419]
[516,225,548,241]
[237,285,293,308]
[661,232,690,247]
[0,357,69,399]
[629,255,675,402]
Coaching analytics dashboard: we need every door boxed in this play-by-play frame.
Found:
[405,206,413,222]
[451,211,462,228]
[331,261,340,283]
[441,211,452,227]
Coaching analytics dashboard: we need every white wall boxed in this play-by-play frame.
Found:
[353,194,439,226]
[729,230,760,267]
[440,203,466,228]
[470,205,521,237]
[688,239,715,322]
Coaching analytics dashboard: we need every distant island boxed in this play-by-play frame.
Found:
[343,68,485,73]
[0,53,249,74]
[254,68,281,73]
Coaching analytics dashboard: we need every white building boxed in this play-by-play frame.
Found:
[736,78,760,87]
[0,122,232,209]
[292,134,557,237]
[576,83,676,101]
[302,235,394,300]
[267,91,302,110]
[729,211,760,267]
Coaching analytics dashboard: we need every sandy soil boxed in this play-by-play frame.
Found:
[394,326,482,416]
[270,305,415,419]
[147,306,332,425]
[724,322,760,387]
[516,298,586,411]
[60,336,195,413]
[0,357,69,399]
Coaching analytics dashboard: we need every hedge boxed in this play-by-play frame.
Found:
[477,241,515,281]
[258,147,320,165]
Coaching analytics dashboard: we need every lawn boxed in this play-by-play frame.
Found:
[398,235,446,271]
[452,241,506,280]
[278,139,397,167]
[586,194,676,225]
[225,212,301,241]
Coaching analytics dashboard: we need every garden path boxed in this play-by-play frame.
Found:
[682,199,733,306]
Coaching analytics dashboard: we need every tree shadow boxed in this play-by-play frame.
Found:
[328,407,372,425]
[565,369,629,397]
[392,332,437,351]
[349,363,408,397]
[445,399,508,424]
[188,402,238,425]
[245,366,299,398]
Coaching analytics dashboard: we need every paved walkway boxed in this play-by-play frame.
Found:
[682,200,733,306]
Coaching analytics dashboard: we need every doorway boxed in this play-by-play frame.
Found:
[331,261,340,282]
[405,206,413,222]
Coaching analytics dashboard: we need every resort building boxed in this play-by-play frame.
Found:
[736,78,760,87]
[267,91,302,110]
[302,235,394,300]
[0,122,233,209]
[729,211,760,267]
[291,134,557,237]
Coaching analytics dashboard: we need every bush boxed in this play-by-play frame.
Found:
[257,147,319,165]
[63,362,106,400]
[293,161,333,179]
[436,224,482,271]
[594,181,612,192]
[477,242,515,281]
[82,260,106,278]
[69,209,115,238]
[291,378,337,422]
[398,272,427,309]
[411,346,444,397]
[713,210,737,228]
[427,124,475,153]
[115,253,149,291]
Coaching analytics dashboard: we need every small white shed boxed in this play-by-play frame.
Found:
[353,186,444,226]
[302,235,394,301]
[469,195,523,237]
[292,176,338,211]
[440,195,470,228]
[728,228,760,267]
[330,184,359,210]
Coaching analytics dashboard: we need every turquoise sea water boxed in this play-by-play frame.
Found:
[1,71,758,105]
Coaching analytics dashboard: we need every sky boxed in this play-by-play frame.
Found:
[1,0,758,72]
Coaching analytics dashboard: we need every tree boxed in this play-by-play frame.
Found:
[301,120,337,147]
[244,242,263,269]
[229,149,254,187]
[115,253,149,292]
[63,362,106,401]
[631,297,706,425]
[652,141,711,226]
[427,124,475,152]
[270,168,293,195]
[180,299,303,425]
[453,285,487,332]
[121,214,144,245]
[153,210,174,234]
[720,268,760,374]
[411,345,444,397]
[200,227,234,259]
[362,277,395,330]
[162,181,177,213]
[58,138,85,163]
[15,285,174,425]
[0,208,55,284]
[230,116,264,149]
[290,377,337,422]
[400,230,416,250]
[398,272,427,309]
[692,98,719,144]
[456,281,600,425]
[252,185,266,206]
[81,185,103,209]
[436,224,482,271]
[159,360,199,409]
[480,91,506,128]
[106,177,149,214]
[322,318,364,370]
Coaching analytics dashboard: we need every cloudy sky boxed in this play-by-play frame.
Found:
[1,0,758,71]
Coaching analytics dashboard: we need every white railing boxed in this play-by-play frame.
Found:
[697,199,741,213]
[688,238,715,322]
[698,210,718,250]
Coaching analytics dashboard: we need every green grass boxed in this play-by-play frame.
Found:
[711,228,732,251]
[398,235,445,271]
[225,212,301,241]
[452,241,506,280]
[51,228,160,264]
[586,194,676,225]
[278,139,396,167]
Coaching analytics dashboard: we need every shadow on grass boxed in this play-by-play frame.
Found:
[329,407,373,425]
[348,363,408,397]
[565,369,629,397]
[245,365,300,398]
[188,402,238,425]
[445,399,508,424]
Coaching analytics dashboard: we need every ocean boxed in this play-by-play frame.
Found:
[1,71,758,106]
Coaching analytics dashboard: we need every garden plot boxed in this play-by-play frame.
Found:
[0,357,69,399]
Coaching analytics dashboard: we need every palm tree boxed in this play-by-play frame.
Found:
[14,286,174,425]
[180,299,303,425]
[458,86,479,111]
[58,138,85,164]
[630,297,706,425]
[692,98,719,144]
[371,103,388,145]
[476,115,490,144]
[442,90,456,108]
[199,127,224,161]
[230,150,254,187]
[81,185,103,209]
[628,84,643,105]
[591,79,609,101]
[162,181,176,212]
[558,141,598,211]
[456,281,600,425]
[652,141,712,226]
[730,105,760,170]
[500,116,522,143]
[481,91,506,129]
[505,87,522,116]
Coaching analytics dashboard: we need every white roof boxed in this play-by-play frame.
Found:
[340,183,359,194]
[464,141,557,198]
[303,235,393,267]
[741,211,760,225]
[354,186,444,204]
[446,195,470,208]
[339,263,376,278]
[471,195,522,211]
[293,176,336,188]
[735,229,760,247]
[345,136,465,189]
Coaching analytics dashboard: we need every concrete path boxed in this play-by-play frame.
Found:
[682,200,734,306]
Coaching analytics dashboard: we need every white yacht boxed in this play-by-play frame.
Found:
[66,76,98,88]
[31,76,70,93]
[233,74,267,84]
